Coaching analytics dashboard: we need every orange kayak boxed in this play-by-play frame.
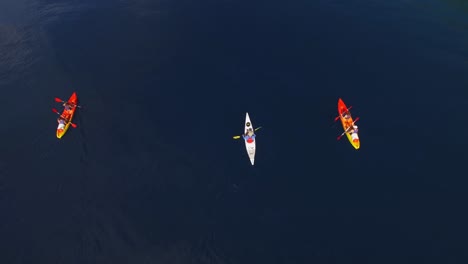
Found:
[56,92,78,139]
[338,98,360,149]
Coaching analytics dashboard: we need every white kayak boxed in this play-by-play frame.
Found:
[243,112,256,165]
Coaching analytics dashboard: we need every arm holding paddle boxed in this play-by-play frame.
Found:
[334,106,352,121]
[336,118,359,140]
[233,126,262,139]
[52,108,77,128]
[55,97,82,108]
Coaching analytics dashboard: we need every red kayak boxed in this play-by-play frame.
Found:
[53,92,78,139]
[337,98,360,149]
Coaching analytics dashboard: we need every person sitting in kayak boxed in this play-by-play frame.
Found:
[346,125,358,134]
[63,102,75,111]
[57,117,67,130]
[350,125,359,142]
[343,112,351,119]
[57,116,68,124]
[352,125,358,133]
[242,128,256,143]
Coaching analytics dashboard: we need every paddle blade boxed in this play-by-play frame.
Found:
[54,98,64,103]
[354,117,360,123]
[52,108,59,114]
[254,126,262,131]
[71,123,77,128]
[233,136,241,139]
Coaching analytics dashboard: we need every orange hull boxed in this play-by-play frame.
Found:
[56,92,78,139]
[338,98,360,149]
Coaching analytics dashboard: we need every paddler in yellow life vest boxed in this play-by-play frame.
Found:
[242,128,256,143]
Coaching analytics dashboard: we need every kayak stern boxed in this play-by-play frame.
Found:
[56,123,70,139]
[345,133,360,149]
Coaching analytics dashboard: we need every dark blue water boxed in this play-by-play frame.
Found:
[0,0,467,263]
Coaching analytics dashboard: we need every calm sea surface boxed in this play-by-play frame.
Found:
[0,0,467,263]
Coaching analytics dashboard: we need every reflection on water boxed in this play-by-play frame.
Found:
[123,0,165,19]
[431,0,468,66]
[443,0,468,12]
[0,24,36,84]
[1,2,224,263]
[414,0,468,31]
[0,1,100,84]
[34,1,93,25]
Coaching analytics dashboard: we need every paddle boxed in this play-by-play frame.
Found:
[233,126,262,139]
[54,97,82,108]
[336,117,359,141]
[52,108,77,128]
[334,106,352,122]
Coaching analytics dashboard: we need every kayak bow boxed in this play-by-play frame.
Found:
[337,98,360,149]
[56,92,78,139]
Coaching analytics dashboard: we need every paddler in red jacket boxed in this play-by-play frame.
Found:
[242,128,256,143]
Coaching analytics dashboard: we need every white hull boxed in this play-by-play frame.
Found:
[244,112,256,165]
